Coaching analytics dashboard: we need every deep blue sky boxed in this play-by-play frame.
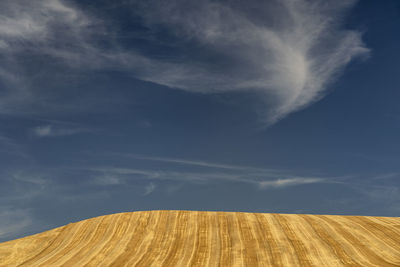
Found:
[0,0,399,241]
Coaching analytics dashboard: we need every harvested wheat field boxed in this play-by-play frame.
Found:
[0,210,399,266]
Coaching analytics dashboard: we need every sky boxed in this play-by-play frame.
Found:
[0,0,399,242]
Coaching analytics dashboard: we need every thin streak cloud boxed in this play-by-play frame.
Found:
[0,208,32,240]
[143,182,156,196]
[86,166,326,190]
[125,154,275,172]
[258,177,323,189]
[32,124,90,138]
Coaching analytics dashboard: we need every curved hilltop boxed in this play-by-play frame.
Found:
[0,210,399,266]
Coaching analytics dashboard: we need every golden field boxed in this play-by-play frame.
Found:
[0,210,399,266]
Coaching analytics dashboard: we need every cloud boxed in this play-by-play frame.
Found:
[370,173,400,180]
[125,154,274,172]
[143,182,156,195]
[0,208,32,240]
[32,124,90,137]
[93,174,124,186]
[0,171,50,204]
[344,182,400,215]
[0,0,94,60]
[85,164,326,190]
[0,0,116,115]
[11,172,48,187]
[81,153,332,190]
[258,177,323,189]
[127,0,369,123]
[0,135,30,159]
[0,0,368,124]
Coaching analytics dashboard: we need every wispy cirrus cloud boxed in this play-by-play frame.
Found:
[0,0,368,124]
[143,182,156,196]
[258,177,323,189]
[0,0,99,67]
[127,0,369,123]
[0,135,20,151]
[124,154,276,172]
[0,0,122,115]
[31,124,90,138]
[0,208,32,240]
[79,152,341,190]
[85,159,327,190]
[0,135,29,159]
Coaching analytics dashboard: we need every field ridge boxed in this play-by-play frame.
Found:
[0,210,399,266]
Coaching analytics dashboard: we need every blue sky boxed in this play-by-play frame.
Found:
[0,0,399,241]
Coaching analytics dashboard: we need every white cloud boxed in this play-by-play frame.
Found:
[370,173,400,180]
[0,0,74,76]
[0,0,91,52]
[0,135,18,149]
[125,154,274,172]
[345,183,400,215]
[258,177,323,189]
[12,172,48,187]
[33,125,53,137]
[93,174,124,186]
[0,0,368,124]
[0,135,29,159]
[127,0,369,123]
[32,124,90,137]
[85,164,326,190]
[0,208,32,240]
[0,0,112,115]
[0,171,51,203]
[143,182,156,195]
[81,154,335,190]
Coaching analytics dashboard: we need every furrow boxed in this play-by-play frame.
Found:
[108,211,152,266]
[299,214,359,267]
[0,226,65,267]
[176,210,199,266]
[347,216,400,257]
[152,211,181,265]
[93,212,142,267]
[336,216,400,264]
[0,211,398,266]
[250,213,276,266]
[18,221,85,266]
[206,212,221,267]
[320,215,397,267]
[59,214,120,266]
[217,212,233,267]
[291,215,343,266]
[236,212,259,266]
[265,214,300,266]
[129,210,170,266]
[36,217,104,266]
[368,217,400,235]
[19,223,79,266]
[188,211,211,266]
[159,211,189,266]
[273,214,313,267]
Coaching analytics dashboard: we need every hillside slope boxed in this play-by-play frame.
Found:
[0,210,399,266]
